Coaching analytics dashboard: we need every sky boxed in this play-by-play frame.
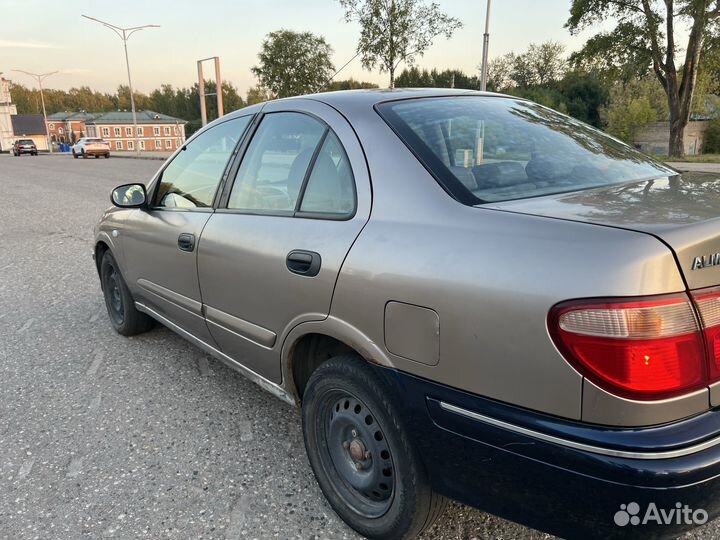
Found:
[0,0,607,95]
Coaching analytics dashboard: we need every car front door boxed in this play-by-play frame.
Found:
[197,101,371,382]
[119,114,253,343]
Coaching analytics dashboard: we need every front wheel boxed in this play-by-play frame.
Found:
[72,150,78,158]
[302,355,447,540]
[100,251,154,336]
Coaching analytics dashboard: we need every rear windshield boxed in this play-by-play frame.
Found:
[17,139,34,144]
[377,96,673,204]
[87,138,104,143]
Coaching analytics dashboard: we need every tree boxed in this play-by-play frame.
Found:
[567,0,720,157]
[487,53,515,92]
[338,0,462,88]
[602,77,669,142]
[251,30,334,98]
[246,86,272,105]
[326,78,379,91]
[395,67,478,89]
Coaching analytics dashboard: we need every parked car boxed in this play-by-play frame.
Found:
[72,138,110,158]
[12,139,37,156]
[94,89,720,540]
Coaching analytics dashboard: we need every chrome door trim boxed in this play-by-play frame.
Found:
[439,401,720,460]
[135,301,295,406]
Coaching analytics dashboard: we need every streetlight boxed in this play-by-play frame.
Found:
[480,0,492,91]
[82,14,159,155]
[12,70,57,153]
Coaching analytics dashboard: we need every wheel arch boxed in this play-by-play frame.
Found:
[282,317,394,402]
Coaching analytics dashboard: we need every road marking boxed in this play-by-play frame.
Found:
[89,393,102,413]
[66,456,84,478]
[17,318,34,333]
[17,458,34,480]
[87,350,103,377]
[239,421,254,442]
[196,355,210,376]
[226,495,252,539]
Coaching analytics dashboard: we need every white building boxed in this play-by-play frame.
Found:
[0,75,18,152]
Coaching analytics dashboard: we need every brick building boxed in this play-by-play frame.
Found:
[46,110,186,152]
[47,111,97,144]
[85,111,186,152]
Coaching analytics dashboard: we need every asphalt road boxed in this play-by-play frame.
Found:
[0,153,717,540]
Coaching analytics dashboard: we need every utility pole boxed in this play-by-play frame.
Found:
[82,15,160,155]
[480,0,492,91]
[12,70,57,153]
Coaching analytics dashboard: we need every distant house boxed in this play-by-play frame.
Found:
[46,110,186,152]
[84,110,187,152]
[0,75,18,152]
[47,111,98,144]
[11,114,48,151]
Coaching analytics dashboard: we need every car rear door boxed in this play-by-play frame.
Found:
[197,100,371,383]
[119,114,253,343]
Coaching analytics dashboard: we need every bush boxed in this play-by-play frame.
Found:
[703,117,720,154]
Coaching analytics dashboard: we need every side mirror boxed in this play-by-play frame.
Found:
[111,183,147,208]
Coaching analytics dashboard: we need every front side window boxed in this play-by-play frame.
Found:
[227,112,326,212]
[155,116,252,209]
[377,97,672,204]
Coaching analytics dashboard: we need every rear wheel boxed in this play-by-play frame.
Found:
[104,154,110,159]
[302,355,447,540]
[100,251,154,336]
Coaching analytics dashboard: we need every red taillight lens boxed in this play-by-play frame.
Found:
[549,295,706,400]
[691,287,720,382]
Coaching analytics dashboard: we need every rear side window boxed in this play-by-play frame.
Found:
[227,112,326,212]
[299,132,355,216]
[377,97,672,204]
[155,115,251,209]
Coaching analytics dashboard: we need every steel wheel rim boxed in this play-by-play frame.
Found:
[316,389,396,518]
[103,266,124,325]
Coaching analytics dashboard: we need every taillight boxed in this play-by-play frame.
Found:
[691,287,720,382]
[549,294,707,400]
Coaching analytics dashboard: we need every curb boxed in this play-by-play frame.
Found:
[110,154,169,161]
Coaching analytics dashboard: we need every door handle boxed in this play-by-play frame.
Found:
[286,250,321,277]
[177,233,195,252]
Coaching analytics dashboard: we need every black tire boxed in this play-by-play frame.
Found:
[104,154,110,159]
[100,251,154,336]
[72,150,78,159]
[81,149,87,159]
[302,355,447,540]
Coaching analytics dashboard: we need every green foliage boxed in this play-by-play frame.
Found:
[602,78,669,142]
[488,41,566,90]
[703,117,720,153]
[245,86,272,105]
[251,30,334,98]
[395,67,478,89]
[566,0,720,156]
[326,79,379,91]
[338,0,462,87]
[11,79,246,137]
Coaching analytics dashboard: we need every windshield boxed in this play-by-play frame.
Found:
[377,96,673,204]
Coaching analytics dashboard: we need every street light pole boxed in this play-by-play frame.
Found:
[12,70,58,153]
[82,15,159,155]
[480,0,492,92]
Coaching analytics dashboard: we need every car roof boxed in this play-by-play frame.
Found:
[223,88,511,121]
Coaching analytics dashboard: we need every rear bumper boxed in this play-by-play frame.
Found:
[376,367,720,540]
[85,149,109,156]
[14,148,37,154]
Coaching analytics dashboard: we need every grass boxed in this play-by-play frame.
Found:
[657,154,720,163]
